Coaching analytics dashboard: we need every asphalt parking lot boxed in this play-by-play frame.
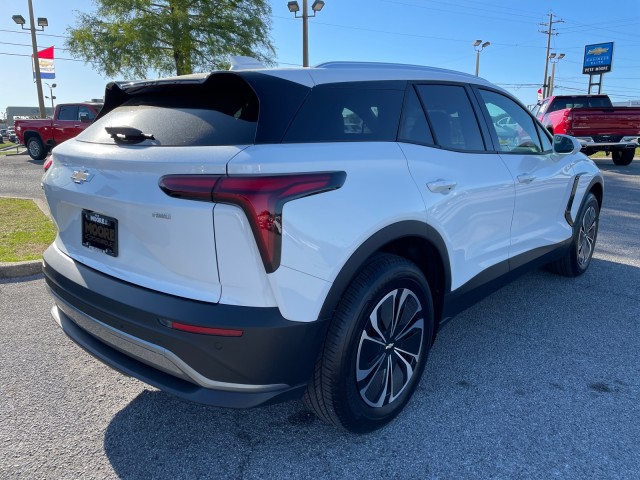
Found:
[1,152,639,479]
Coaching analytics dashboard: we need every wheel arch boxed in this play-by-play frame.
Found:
[318,221,451,333]
[22,130,42,144]
[589,178,604,208]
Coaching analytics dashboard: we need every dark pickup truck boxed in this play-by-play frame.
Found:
[15,102,103,160]
[532,94,640,165]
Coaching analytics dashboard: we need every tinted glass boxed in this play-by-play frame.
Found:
[398,86,433,145]
[58,106,79,121]
[536,123,553,151]
[283,86,403,143]
[416,85,485,151]
[78,76,258,146]
[479,89,543,154]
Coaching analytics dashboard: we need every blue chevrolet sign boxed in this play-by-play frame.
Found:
[583,42,614,74]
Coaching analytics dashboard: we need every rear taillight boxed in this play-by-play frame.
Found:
[159,172,346,273]
[43,155,53,172]
[562,111,573,135]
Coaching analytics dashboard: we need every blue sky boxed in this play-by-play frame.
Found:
[1,0,639,116]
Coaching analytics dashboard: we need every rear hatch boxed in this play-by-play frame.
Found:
[42,74,259,302]
[570,107,640,136]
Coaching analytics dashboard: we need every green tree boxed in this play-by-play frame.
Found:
[66,0,275,78]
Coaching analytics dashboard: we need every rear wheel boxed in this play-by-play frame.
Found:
[26,136,47,161]
[304,254,434,433]
[546,193,599,277]
[612,149,634,166]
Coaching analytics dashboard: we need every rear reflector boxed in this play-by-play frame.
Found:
[159,318,243,337]
[159,172,346,272]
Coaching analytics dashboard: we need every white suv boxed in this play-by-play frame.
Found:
[42,62,603,433]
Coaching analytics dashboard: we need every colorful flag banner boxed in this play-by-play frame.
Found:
[32,46,55,80]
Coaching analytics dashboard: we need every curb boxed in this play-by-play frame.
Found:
[0,259,43,279]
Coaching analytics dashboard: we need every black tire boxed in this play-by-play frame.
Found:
[26,136,47,161]
[303,254,434,433]
[611,149,634,166]
[546,193,599,277]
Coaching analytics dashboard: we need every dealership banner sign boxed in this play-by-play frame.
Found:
[583,42,614,74]
[32,46,55,79]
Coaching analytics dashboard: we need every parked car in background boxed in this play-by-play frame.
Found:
[14,102,103,160]
[533,94,640,165]
[42,61,603,433]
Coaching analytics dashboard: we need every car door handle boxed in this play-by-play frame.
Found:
[427,179,457,194]
[517,174,536,184]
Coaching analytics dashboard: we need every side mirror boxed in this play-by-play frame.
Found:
[553,134,582,155]
[79,113,91,123]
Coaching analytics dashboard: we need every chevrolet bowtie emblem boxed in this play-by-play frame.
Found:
[71,170,93,184]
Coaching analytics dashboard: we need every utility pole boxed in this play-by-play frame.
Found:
[539,13,564,99]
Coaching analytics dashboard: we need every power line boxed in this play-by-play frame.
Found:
[0,28,69,39]
[0,40,69,51]
[0,51,86,62]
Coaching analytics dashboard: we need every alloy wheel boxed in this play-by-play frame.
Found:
[577,205,597,268]
[356,288,424,408]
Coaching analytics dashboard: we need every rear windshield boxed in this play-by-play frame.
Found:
[548,96,612,112]
[77,75,258,146]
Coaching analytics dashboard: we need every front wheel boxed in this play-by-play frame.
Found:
[26,136,47,161]
[304,254,434,433]
[546,193,599,277]
[612,149,634,166]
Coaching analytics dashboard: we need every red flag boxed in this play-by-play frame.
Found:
[32,46,55,79]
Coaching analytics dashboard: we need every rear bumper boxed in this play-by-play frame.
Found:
[43,245,328,408]
[574,137,638,150]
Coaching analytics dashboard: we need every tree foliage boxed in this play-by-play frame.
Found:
[66,0,275,78]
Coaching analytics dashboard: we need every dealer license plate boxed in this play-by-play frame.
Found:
[82,210,118,257]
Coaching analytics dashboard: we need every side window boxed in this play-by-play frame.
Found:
[536,123,553,152]
[58,106,79,121]
[478,89,543,154]
[416,84,485,151]
[79,106,96,121]
[398,86,433,145]
[283,86,404,143]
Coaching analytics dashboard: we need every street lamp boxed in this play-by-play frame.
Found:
[45,82,56,115]
[473,40,490,77]
[548,53,565,97]
[287,0,325,67]
[12,0,48,118]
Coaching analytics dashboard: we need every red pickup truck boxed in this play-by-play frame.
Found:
[532,94,640,165]
[15,102,103,160]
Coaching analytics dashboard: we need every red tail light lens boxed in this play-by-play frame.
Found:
[158,318,243,336]
[159,172,346,272]
[43,155,53,172]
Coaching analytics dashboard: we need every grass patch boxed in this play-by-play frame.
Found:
[0,198,56,262]
[0,141,21,155]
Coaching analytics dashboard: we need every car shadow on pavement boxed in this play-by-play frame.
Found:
[103,391,360,479]
[102,257,640,480]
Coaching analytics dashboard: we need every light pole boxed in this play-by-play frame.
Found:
[473,40,490,77]
[45,82,56,115]
[548,53,565,97]
[287,1,325,67]
[12,0,48,119]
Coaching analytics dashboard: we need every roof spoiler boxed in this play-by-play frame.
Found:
[229,56,266,71]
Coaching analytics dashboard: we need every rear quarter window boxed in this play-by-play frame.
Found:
[283,84,404,143]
